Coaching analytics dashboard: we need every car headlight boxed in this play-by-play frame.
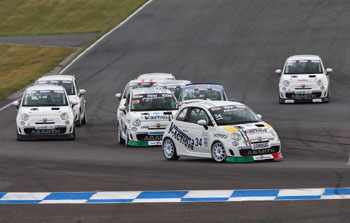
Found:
[231,133,241,141]
[21,113,29,121]
[61,112,69,120]
[283,80,290,87]
[317,79,324,86]
[132,119,141,127]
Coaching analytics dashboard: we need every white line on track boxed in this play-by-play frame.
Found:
[0,0,153,113]
[59,0,153,74]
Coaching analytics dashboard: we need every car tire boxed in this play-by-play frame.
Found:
[125,129,129,147]
[82,111,87,125]
[211,141,226,163]
[117,124,125,144]
[75,113,82,127]
[16,132,23,141]
[162,138,179,160]
[70,127,76,140]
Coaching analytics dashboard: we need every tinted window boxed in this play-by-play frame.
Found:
[176,108,188,121]
[284,60,323,74]
[131,93,177,111]
[209,105,259,126]
[36,80,75,95]
[23,90,68,107]
[187,108,211,125]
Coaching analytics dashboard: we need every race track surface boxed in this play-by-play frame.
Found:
[1,0,350,222]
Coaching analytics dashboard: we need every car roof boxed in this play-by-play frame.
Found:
[26,85,66,92]
[128,78,170,85]
[182,100,246,109]
[131,88,172,95]
[37,75,74,81]
[182,83,224,90]
[287,55,321,61]
[137,73,175,80]
[154,80,191,86]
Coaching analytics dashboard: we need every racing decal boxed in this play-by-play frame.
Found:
[261,122,272,129]
[168,123,194,150]
[238,128,251,147]
[214,133,228,139]
[242,128,267,134]
[222,126,238,133]
[144,115,170,120]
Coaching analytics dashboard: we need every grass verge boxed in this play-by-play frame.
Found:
[0,45,75,99]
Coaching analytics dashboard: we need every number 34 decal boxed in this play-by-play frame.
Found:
[195,138,202,147]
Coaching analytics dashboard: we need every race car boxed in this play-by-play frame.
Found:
[13,85,76,140]
[117,88,178,146]
[115,78,171,121]
[35,75,87,126]
[276,55,333,103]
[136,73,175,80]
[162,101,282,163]
[153,80,191,100]
[178,83,228,104]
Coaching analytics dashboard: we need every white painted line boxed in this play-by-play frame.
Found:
[132,198,182,203]
[59,0,153,74]
[228,196,275,201]
[0,101,15,112]
[183,190,233,198]
[90,191,141,200]
[278,188,325,196]
[321,195,350,200]
[1,193,50,200]
[40,199,87,204]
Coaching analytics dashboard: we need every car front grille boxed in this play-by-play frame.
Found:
[285,93,322,100]
[24,127,66,135]
[239,146,280,157]
[136,133,163,141]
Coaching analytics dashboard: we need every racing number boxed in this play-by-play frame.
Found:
[195,138,202,147]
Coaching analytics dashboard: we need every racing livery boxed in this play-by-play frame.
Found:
[118,88,178,146]
[35,75,87,126]
[178,83,228,104]
[13,85,76,140]
[162,101,282,163]
[276,55,333,103]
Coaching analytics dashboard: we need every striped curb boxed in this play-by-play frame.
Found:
[0,188,349,204]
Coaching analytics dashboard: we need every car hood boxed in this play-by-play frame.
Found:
[280,74,326,84]
[130,110,178,122]
[20,106,71,116]
[219,122,276,141]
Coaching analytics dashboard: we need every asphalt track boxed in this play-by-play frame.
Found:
[1,0,350,222]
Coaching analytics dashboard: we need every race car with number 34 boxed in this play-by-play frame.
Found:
[162,101,282,163]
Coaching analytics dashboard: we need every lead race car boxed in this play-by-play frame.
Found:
[117,88,178,146]
[276,55,333,103]
[162,101,282,163]
[13,85,76,140]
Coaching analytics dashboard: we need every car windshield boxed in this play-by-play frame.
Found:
[123,82,156,99]
[36,80,75,95]
[131,93,177,111]
[284,60,323,74]
[181,87,225,101]
[209,105,259,126]
[22,90,68,107]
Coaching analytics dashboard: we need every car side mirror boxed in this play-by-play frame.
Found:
[79,89,86,95]
[12,100,19,109]
[197,119,208,130]
[326,68,333,74]
[119,106,126,112]
[230,98,237,102]
[257,114,262,119]
[115,93,122,99]
[275,69,282,76]
[71,101,78,108]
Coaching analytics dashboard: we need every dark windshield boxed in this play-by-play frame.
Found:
[123,82,156,99]
[209,105,259,126]
[36,80,75,95]
[284,60,323,74]
[181,87,225,101]
[131,93,177,111]
[23,90,68,107]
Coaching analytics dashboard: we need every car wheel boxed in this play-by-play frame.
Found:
[82,111,87,125]
[75,113,82,127]
[211,141,226,163]
[117,124,125,144]
[163,138,179,160]
[125,129,129,147]
[16,132,23,141]
[70,127,76,140]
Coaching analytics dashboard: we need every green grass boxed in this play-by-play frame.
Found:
[0,0,147,36]
[0,45,75,99]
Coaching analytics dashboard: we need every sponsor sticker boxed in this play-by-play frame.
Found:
[214,133,228,139]
[148,141,162,146]
[252,142,268,149]
[253,154,273,161]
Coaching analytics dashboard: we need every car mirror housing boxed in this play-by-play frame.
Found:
[119,106,126,111]
[115,93,122,99]
[12,100,19,108]
[79,89,86,95]
[275,69,282,75]
[326,68,333,74]
[257,114,262,119]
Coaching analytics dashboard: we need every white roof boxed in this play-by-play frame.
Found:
[128,78,169,85]
[287,55,321,61]
[137,73,175,80]
[131,88,172,95]
[26,85,66,92]
[154,80,191,86]
[182,100,245,109]
[37,75,74,81]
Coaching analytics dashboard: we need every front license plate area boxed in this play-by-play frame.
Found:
[253,154,273,161]
[295,90,312,94]
[252,142,268,149]
[35,125,55,130]
[31,129,61,135]
[291,94,314,100]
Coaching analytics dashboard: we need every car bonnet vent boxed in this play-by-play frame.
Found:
[163,112,172,115]
[255,124,265,127]
[309,75,316,78]
[51,108,60,110]
[30,108,38,111]
[141,113,150,115]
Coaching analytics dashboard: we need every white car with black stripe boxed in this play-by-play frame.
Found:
[13,85,76,140]
[162,101,282,163]
[117,88,178,146]
[276,55,332,103]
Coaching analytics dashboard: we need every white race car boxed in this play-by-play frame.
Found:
[178,83,229,105]
[13,85,76,140]
[153,80,191,100]
[35,75,87,126]
[117,88,178,146]
[136,73,175,80]
[162,101,282,163]
[276,55,333,103]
